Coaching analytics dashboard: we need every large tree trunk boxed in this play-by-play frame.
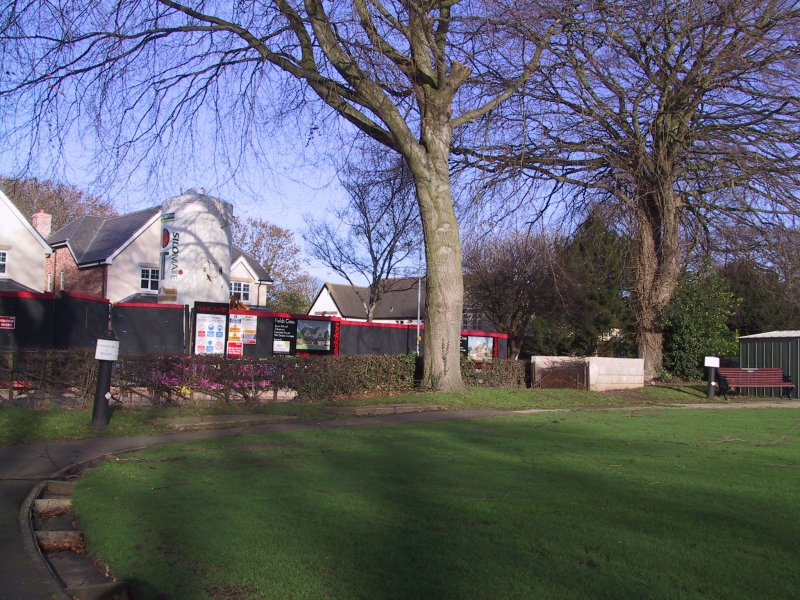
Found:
[633,187,682,380]
[408,123,466,392]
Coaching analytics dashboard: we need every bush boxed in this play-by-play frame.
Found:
[663,271,739,380]
[2,350,525,407]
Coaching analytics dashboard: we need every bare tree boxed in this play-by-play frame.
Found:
[462,229,560,357]
[458,0,800,378]
[303,146,420,320]
[1,0,565,390]
[0,177,117,232]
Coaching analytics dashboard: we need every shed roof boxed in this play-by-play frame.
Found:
[739,330,800,339]
[0,279,38,293]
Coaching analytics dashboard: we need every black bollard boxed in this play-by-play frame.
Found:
[704,356,719,400]
[90,329,119,430]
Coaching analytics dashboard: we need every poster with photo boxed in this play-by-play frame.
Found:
[272,317,297,355]
[195,313,227,355]
[467,335,494,362]
[296,319,332,351]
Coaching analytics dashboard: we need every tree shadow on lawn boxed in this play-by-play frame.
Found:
[79,415,800,600]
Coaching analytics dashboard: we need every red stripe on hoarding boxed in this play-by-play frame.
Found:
[0,291,54,299]
[60,292,109,303]
[115,302,184,309]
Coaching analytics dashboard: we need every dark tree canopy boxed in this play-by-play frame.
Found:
[462,228,560,357]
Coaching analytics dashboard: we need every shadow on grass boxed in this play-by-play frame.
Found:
[75,412,800,600]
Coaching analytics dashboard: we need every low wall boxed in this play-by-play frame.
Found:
[531,356,644,392]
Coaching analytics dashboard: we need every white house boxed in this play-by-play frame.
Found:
[308,279,424,323]
[46,203,272,305]
[0,188,52,293]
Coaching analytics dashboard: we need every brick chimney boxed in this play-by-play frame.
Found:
[31,209,52,238]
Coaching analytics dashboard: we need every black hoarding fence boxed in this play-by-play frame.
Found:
[339,321,419,356]
[54,292,110,348]
[0,291,56,350]
[112,302,188,355]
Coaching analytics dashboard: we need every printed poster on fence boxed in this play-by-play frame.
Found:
[228,314,257,345]
[296,319,331,352]
[196,313,227,355]
[273,317,297,354]
[465,335,494,362]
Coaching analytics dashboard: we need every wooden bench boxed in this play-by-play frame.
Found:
[717,367,794,401]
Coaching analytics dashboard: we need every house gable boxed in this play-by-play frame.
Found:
[0,188,52,292]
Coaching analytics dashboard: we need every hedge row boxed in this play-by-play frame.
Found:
[0,350,525,407]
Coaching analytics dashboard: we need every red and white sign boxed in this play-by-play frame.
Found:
[227,342,243,357]
[0,316,15,330]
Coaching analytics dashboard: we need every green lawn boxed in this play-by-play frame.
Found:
[73,408,800,600]
[0,384,720,446]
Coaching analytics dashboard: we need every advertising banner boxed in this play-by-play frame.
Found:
[463,335,494,361]
[296,319,332,352]
[273,317,297,355]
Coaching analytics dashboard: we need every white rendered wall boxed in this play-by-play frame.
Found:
[308,286,341,317]
[106,217,161,303]
[159,189,233,306]
[531,356,644,391]
[0,198,48,292]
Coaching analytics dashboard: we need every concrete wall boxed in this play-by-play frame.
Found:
[531,356,644,391]
[586,357,644,391]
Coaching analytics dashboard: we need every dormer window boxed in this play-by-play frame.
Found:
[230,281,250,303]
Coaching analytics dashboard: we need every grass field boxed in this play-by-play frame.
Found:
[0,383,728,447]
[73,408,800,600]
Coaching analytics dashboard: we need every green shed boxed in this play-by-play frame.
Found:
[738,330,800,399]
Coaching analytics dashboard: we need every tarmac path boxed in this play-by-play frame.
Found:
[1,401,798,599]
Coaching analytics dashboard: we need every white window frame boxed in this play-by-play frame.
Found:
[230,281,251,303]
[0,251,7,276]
[140,267,160,291]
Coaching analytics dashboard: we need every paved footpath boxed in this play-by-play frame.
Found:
[2,401,799,599]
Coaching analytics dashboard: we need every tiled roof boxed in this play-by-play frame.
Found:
[0,279,38,293]
[47,207,160,265]
[231,246,273,282]
[117,293,159,304]
[326,278,425,320]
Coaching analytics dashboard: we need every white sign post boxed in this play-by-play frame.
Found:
[90,330,120,429]
[704,356,720,399]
